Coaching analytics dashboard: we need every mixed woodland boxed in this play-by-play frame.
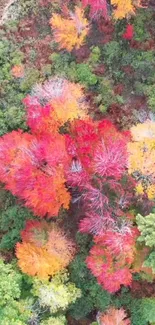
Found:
[1,0,155,324]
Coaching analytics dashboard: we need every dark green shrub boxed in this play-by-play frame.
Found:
[102,41,122,68]
[50,52,76,79]
[69,234,111,320]
[111,287,155,325]
[133,10,151,42]
[0,191,34,250]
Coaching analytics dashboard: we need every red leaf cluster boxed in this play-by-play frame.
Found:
[82,0,109,20]
[0,78,88,218]
[0,130,70,217]
[86,229,138,292]
[23,78,87,136]
[66,119,133,235]
[122,25,134,40]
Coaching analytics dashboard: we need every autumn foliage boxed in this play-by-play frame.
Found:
[1,1,155,323]
[86,229,138,292]
[11,64,24,78]
[0,130,70,217]
[128,120,155,200]
[82,0,136,20]
[16,220,75,279]
[111,0,135,19]
[97,307,131,325]
[66,119,133,235]
[122,24,134,40]
[0,78,88,217]
[25,78,87,133]
[0,73,152,294]
[82,0,108,19]
[50,7,89,51]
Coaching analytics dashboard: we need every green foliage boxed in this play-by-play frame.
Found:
[50,52,76,80]
[0,39,23,66]
[112,288,155,325]
[1,4,155,325]
[4,106,26,129]
[18,0,39,17]
[88,46,101,65]
[134,81,146,96]
[0,111,8,135]
[115,48,155,88]
[102,43,125,81]
[102,41,122,67]
[133,10,151,42]
[32,271,81,314]
[0,259,51,324]
[143,84,155,111]
[0,107,26,136]
[0,39,24,78]
[130,299,149,325]
[0,261,34,321]
[20,68,40,91]
[69,234,111,320]
[130,51,155,81]
[0,205,32,250]
[0,259,22,306]
[0,300,32,325]
[76,63,98,86]
[143,252,155,273]
[112,288,148,325]
[50,54,98,87]
[96,77,116,110]
[135,213,155,276]
[75,233,93,253]
[0,38,27,134]
[102,30,155,97]
[41,64,52,77]
[136,213,155,247]
[141,298,155,324]
[0,191,34,250]
[40,316,67,325]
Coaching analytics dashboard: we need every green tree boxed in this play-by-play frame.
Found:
[136,213,155,247]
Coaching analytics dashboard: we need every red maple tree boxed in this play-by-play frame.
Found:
[86,229,138,292]
[66,119,133,235]
[82,0,109,20]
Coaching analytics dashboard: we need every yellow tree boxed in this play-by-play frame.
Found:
[111,0,135,19]
[82,0,146,20]
[16,221,75,279]
[50,6,89,51]
[128,121,155,200]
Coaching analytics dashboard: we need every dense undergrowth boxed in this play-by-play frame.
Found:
[0,0,155,324]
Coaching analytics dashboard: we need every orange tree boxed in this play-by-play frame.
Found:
[16,220,75,279]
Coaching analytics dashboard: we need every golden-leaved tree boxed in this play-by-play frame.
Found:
[128,120,155,200]
[111,0,135,19]
[16,220,75,279]
[0,78,88,218]
[50,6,89,51]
